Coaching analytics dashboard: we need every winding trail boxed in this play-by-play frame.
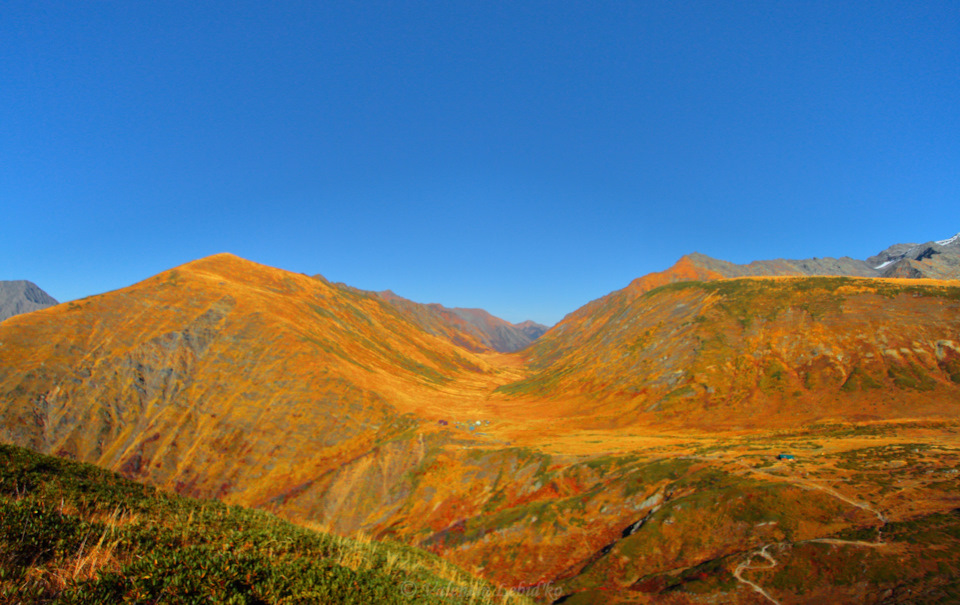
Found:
[733,544,780,604]
[792,476,888,526]
[720,457,889,602]
[727,456,888,527]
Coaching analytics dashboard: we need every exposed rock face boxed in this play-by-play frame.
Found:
[867,232,960,269]
[868,234,960,280]
[679,231,960,283]
[682,252,880,279]
[0,280,58,322]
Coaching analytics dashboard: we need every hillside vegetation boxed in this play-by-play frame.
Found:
[0,442,531,604]
[511,276,960,430]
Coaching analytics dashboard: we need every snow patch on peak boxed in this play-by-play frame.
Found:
[936,232,960,247]
[873,259,896,270]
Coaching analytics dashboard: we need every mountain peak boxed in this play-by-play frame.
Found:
[623,254,725,296]
[514,319,549,341]
[936,232,960,247]
[866,231,960,278]
[0,280,58,322]
[514,319,547,329]
[172,253,312,287]
[179,252,246,269]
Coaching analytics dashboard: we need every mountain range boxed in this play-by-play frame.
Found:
[376,289,547,353]
[2,233,960,603]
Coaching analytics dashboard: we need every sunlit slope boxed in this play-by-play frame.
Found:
[533,250,888,366]
[506,276,960,429]
[534,243,960,371]
[531,255,725,367]
[0,253,493,502]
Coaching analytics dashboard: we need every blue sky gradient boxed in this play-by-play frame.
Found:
[2,1,958,324]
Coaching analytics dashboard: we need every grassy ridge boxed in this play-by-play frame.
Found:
[498,275,960,405]
[0,443,530,604]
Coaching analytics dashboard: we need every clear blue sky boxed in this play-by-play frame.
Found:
[2,1,958,325]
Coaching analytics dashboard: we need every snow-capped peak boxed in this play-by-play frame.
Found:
[936,232,960,246]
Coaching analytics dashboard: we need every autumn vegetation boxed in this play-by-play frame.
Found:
[2,253,960,602]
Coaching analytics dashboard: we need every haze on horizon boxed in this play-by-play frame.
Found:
[2,1,958,325]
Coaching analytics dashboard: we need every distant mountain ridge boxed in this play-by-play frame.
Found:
[376,290,548,353]
[594,230,960,303]
[307,275,547,353]
[681,231,960,284]
[536,231,960,389]
[864,232,960,279]
[0,280,58,322]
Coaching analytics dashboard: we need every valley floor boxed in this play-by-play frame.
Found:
[296,352,960,603]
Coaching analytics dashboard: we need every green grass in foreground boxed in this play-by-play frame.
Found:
[0,443,531,604]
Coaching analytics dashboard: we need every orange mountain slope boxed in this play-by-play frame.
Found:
[509,276,960,431]
[3,253,960,603]
[0,253,500,500]
[530,249,908,371]
[528,255,726,372]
